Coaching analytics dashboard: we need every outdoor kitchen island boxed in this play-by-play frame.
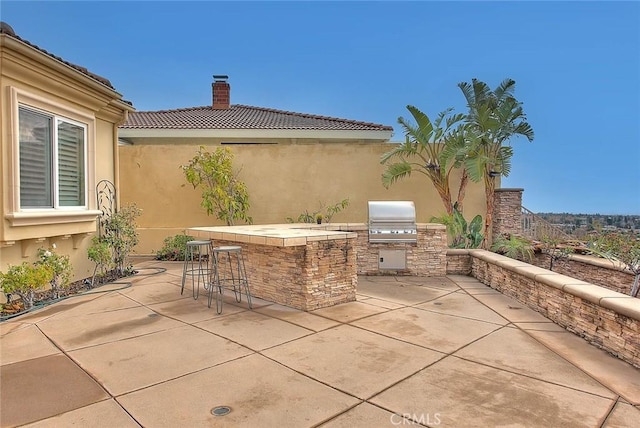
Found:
[188,224,359,311]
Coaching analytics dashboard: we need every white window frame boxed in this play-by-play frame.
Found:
[18,106,88,210]
[6,87,101,227]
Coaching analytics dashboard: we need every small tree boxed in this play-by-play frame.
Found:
[87,236,113,287]
[101,204,142,276]
[540,236,574,271]
[0,262,52,309]
[588,231,640,297]
[182,146,252,225]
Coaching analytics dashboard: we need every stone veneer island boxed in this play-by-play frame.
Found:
[189,223,447,311]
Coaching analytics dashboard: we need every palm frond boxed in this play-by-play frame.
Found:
[381,162,413,188]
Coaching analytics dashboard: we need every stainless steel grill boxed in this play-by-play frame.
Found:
[368,201,417,243]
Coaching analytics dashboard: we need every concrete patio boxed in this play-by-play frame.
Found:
[1,259,639,427]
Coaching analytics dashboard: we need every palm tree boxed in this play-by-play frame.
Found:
[381,106,464,215]
[458,78,534,247]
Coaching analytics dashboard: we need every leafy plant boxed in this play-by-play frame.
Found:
[181,146,252,226]
[431,204,483,249]
[381,106,465,215]
[588,231,640,297]
[491,234,534,262]
[540,236,574,271]
[100,204,142,276]
[0,262,53,309]
[87,236,113,287]
[458,78,534,247]
[155,234,196,261]
[35,244,72,299]
[286,199,350,224]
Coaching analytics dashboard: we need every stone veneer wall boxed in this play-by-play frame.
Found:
[464,249,640,368]
[492,188,524,241]
[532,253,636,297]
[446,249,473,275]
[351,225,447,276]
[213,238,357,311]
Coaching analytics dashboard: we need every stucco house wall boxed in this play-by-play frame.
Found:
[118,140,486,254]
[0,23,133,282]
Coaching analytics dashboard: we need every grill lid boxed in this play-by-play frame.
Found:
[368,201,416,225]
[368,201,417,243]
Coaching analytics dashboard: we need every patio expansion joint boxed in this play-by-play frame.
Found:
[598,397,626,428]
[449,353,618,403]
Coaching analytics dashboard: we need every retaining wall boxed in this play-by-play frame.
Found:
[447,249,640,368]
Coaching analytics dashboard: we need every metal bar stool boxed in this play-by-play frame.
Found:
[208,245,252,314]
[181,240,213,300]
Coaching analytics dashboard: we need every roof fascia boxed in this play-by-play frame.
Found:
[118,128,393,141]
[1,34,130,106]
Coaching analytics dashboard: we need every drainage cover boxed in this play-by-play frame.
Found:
[211,406,231,416]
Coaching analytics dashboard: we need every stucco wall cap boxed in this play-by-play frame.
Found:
[599,297,640,321]
[469,249,502,262]
[495,258,532,269]
[563,283,626,305]
[512,265,553,279]
[533,273,584,290]
[447,249,470,255]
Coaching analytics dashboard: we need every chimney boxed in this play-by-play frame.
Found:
[212,75,230,109]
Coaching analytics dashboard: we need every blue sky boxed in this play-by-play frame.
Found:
[3,1,639,214]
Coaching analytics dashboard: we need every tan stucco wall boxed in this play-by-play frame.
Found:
[118,141,487,254]
[0,33,131,285]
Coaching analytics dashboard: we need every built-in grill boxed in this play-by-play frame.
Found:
[368,201,418,243]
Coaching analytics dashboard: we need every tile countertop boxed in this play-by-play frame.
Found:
[188,224,359,247]
[188,223,446,248]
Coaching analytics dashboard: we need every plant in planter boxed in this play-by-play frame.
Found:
[431,204,483,249]
[0,262,53,310]
[491,234,534,262]
[539,236,574,271]
[588,230,640,297]
[100,204,142,276]
[87,236,113,287]
[286,199,350,224]
[35,244,72,299]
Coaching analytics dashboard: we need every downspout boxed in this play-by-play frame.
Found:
[113,110,129,211]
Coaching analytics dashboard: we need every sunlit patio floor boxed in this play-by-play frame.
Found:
[1,259,639,427]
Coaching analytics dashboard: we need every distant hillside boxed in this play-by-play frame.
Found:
[535,213,640,238]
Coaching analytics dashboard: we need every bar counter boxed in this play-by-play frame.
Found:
[188,224,359,311]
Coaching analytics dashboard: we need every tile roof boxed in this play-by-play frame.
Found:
[121,105,393,131]
[0,21,115,90]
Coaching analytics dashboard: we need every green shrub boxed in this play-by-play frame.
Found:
[35,244,72,299]
[87,236,113,287]
[491,234,534,262]
[0,262,53,309]
[156,234,196,261]
[101,204,142,275]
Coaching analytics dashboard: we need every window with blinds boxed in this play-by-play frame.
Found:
[18,106,86,209]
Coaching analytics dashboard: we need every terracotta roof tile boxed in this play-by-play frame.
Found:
[121,105,393,131]
[1,21,115,90]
